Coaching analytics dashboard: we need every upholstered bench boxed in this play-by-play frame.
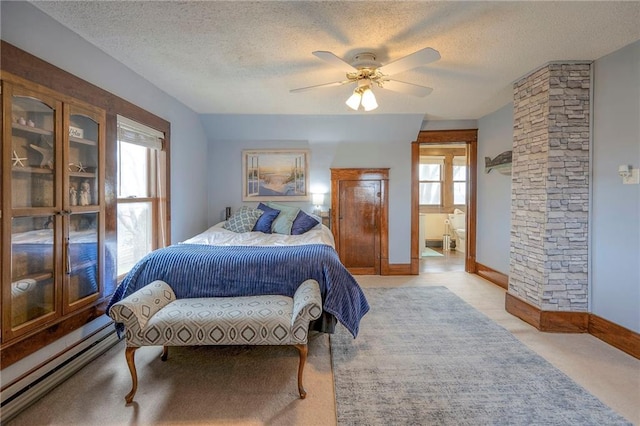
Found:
[108,279,322,403]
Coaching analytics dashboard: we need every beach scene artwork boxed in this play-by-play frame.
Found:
[242,149,309,201]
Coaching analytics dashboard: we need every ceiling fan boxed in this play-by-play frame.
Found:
[290,47,441,111]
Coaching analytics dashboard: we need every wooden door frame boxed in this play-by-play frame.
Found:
[411,130,478,273]
[331,168,389,275]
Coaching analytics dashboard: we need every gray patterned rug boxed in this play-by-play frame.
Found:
[331,286,631,426]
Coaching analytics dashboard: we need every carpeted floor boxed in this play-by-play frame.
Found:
[331,286,631,426]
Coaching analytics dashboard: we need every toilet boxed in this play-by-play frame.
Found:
[448,210,466,253]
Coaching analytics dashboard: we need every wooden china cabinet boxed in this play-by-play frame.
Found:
[1,74,106,350]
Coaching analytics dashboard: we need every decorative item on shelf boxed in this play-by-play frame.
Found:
[78,180,91,206]
[18,117,26,125]
[76,162,86,173]
[69,125,84,138]
[29,136,54,168]
[11,150,27,167]
[69,184,78,206]
[27,119,35,127]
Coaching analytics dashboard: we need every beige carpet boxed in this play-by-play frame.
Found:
[7,333,336,426]
[6,273,639,425]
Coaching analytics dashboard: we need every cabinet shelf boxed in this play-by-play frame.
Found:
[69,171,96,178]
[12,166,54,174]
[69,136,97,146]
[70,260,97,274]
[12,271,54,284]
[12,122,54,136]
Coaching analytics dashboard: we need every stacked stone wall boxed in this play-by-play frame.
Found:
[509,63,590,312]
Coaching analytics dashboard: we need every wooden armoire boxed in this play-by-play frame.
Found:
[330,168,389,275]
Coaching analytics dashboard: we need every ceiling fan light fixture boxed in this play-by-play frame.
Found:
[361,87,378,111]
[346,89,362,110]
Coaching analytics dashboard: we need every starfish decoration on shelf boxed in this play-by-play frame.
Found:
[76,162,86,173]
[12,150,27,167]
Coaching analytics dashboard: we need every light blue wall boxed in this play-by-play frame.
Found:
[1,1,209,243]
[199,114,424,263]
[1,1,210,381]
[592,40,640,332]
[476,103,514,274]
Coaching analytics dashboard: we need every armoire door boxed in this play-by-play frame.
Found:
[339,180,380,274]
[331,168,389,275]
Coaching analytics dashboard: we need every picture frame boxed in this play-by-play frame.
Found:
[242,149,309,201]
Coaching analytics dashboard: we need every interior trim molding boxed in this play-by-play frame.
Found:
[505,293,639,360]
[383,263,413,275]
[411,130,478,274]
[589,314,640,360]
[475,262,508,289]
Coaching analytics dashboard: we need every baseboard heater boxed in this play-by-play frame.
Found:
[0,327,120,423]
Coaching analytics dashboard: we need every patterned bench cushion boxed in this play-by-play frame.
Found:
[144,295,299,346]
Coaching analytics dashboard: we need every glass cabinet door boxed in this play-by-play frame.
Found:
[64,213,99,310]
[3,84,62,340]
[62,104,103,313]
[67,108,100,209]
[8,216,58,332]
[10,92,58,208]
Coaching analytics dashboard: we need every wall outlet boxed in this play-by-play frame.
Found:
[623,168,640,185]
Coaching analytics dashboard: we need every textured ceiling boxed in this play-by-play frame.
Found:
[31,1,640,119]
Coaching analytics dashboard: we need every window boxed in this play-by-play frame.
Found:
[116,116,167,277]
[453,156,467,205]
[419,156,444,205]
[418,146,467,212]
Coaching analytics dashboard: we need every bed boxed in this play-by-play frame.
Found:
[107,212,369,338]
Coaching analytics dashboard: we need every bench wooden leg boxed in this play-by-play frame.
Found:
[294,344,308,399]
[161,345,169,361]
[124,347,138,403]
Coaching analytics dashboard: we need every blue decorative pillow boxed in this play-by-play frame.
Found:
[266,202,300,234]
[253,203,280,233]
[291,210,320,235]
[223,206,263,233]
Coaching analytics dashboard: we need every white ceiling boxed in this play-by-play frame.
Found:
[31,1,640,120]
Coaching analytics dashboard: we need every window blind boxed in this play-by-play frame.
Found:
[117,115,164,150]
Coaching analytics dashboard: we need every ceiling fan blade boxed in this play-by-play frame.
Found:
[290,80,352,93]
[378,47,441,76]
[312,51,358,73]
[382,79,433,97]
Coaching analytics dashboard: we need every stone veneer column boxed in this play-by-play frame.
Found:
[510,62,591,312]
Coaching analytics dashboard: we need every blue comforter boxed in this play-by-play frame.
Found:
[107,244,369,337]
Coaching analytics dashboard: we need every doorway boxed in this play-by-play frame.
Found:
[411,130,478,273]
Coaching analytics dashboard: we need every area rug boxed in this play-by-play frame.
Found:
[422,247,444,257]
[331,287,630,426]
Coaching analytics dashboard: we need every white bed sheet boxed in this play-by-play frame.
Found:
[181,222,335,248]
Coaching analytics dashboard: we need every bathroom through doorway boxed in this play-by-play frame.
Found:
[411,130,478,273]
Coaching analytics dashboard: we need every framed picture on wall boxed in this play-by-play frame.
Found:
[242,149,310,201]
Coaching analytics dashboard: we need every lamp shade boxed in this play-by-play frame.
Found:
[312,193,324,206]
[361,87,378,111]
[345,90,362,110]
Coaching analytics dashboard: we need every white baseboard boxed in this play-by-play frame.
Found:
[0,328,120,423]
